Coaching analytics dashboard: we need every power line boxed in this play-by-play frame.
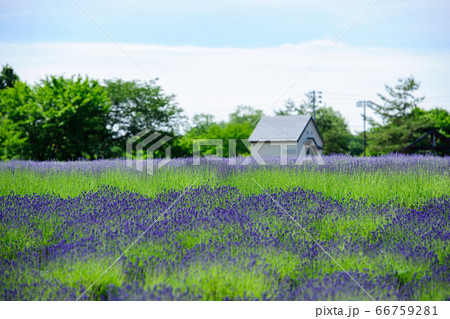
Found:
[308,90,322,121]
[356,100,372,157]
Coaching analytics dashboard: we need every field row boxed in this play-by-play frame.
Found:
[1,155,450,206]
[1,185,449,300]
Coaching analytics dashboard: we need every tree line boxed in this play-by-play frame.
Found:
[274,77,449,156]
[0,64,449,160]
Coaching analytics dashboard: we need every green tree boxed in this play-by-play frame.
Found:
[191,113,216,134]
[0,81,38,159]
[229,105,263,125]
[400,107,450,155]
[32,76,111,160]
[180,106,263,157]
[178,114,224,157]
[104,79,184,157]
[347,132,364,156]
[315,107,352,154]
[275,98,307,116]
[367,76,427,154]
[417,107,450,135]
[0,64,19,90]
[370,76,424,126]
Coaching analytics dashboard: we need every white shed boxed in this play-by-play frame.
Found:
[248,115,324,157]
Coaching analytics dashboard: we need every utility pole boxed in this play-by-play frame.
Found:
[309,90,322,121]
[356,100,371,157]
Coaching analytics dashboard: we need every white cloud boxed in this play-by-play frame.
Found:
[1,41,449,132]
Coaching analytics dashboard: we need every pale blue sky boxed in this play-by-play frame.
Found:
[1,0,449,49]
[1,0,450,131]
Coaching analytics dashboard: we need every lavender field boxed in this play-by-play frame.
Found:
[0,155,449,300]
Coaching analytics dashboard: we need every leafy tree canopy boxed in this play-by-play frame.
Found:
[366,76,449,154]
[369,76,424,127]
[0,75,111,160]
[104,79,184,137]
[179,106,263,157]
[104,79,185,158]
[0,64,19,90]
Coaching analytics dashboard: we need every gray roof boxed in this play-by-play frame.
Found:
[248,115,312,142]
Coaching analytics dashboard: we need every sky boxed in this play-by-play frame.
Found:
[1,0,450,132]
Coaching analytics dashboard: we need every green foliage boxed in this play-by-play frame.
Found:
[33,76,111,160]
[104,79,185,158]
[228,105,263,125]
[370,76,424,126]
[0,64,19,90]
[1,66,447,159]
[315,107,352,154]
[366,76,449,154]
[2,164,448,206]
[0,118,27,160]
[0,76,111,160]
[415,107,450,135]
[0,72,188,160]
[191,113,216,134]
[105,79,179,134]
[368,108,450,155]
[347,133,364,156]
[0,69,186,160]
[275,98,307,115]
[0,81,39,159]
[179,106,262,156]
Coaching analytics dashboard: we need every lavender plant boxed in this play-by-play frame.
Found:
[1,168,449,300]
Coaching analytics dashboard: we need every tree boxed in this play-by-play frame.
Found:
[275,98,307,116]
[0,65,19,90]
[0,81,38,159]
[370,76,424,126]
[179,106,263,157]
[401,107,450,155]
[32,76,111,160]
[1,75,187,160]
[229,105,263,125]
[347,132,364,156]
[104,79,184,157]
[367,76,427,154]
[104,79,183,136]
[0,117,27,160]
[191,114,216,134]
[418,108,450,136]
[1,76,112,160]
[178,115,224,157]
[315,107,352,154]
[275,97,352,154]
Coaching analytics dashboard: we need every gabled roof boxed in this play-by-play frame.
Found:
[248,115,318,143]
[403,128,450,154]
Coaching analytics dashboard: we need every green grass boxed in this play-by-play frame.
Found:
[141,262,271,300]
[1,165,448,206]
[1,161,449,300]
[0,218,61,259]
[34,240,444,300]
[0,167,206,198]
[309,214,390,241]
[45,258,124,289]
[226,167,449,206]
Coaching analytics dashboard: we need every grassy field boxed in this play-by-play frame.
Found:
[1,159,449,206]
[0,155,449,300]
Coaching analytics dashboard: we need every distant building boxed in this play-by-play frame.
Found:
[248,115,324,157]
[403,128,450,155]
